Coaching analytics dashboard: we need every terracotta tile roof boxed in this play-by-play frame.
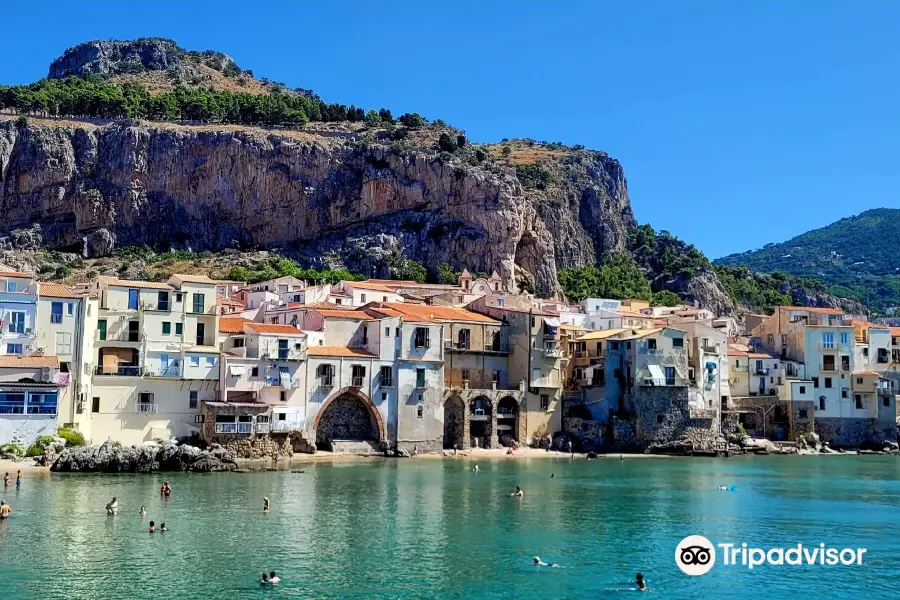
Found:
[364,279,420,286]
[219,317,250,333]
[0,355,60,368]
[615,328,666,341]
[39,282,79,298]
[100,276,174,290]
[778,305,844,316]
[216,297,244,306]
[345,281,398,292]
[296,301,343,310]
[577,328,630,341]
[307,346,377,357]
[852,370,880,377]
[317,309,375,321]
[379,302,499,324]
[245,323,305,335]
[0,271,30,278]
[170,274,216,284]
[890,327,900,337]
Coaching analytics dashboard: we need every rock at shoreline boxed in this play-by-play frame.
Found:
[51,440,237,473]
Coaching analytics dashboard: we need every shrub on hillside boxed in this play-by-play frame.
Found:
[57,427,85,447]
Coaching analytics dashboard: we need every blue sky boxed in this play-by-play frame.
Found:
[2,1,898,259]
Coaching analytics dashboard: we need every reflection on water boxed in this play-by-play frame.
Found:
[2,456,900,599]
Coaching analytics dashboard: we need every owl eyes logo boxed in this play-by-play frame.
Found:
[675,536,716,575]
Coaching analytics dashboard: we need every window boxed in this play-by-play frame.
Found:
[360,293,367,303]
[458,329,471,350]
[819,397,826,410]
[381,392,387,402]
[4,281,16,293]
[856,377,863,385]
[189,391,198,409]
[416,368,426,388]
[251,366,259,377]
[92,397,100,413]
[50,301,64,323]
[824,377,832,389]
[395,328,400,337]
[647,339,657,350]
[162,322,171,335]
[841,388,848,399]
[492,370,500,384]
[799,386,806,394]
[27,393,58,415]
[884,396,891,407]
[383,296,388,302]
[233,337,245,348]
[192,293,205,314]
[672,337,684,348]
[532,368,541,383]
[462,368,470,382]
[156,291,170,311]
[665,367,676,386]
[840,332,848,345]
[190,356,200,367]
[384,327,390,337]
[98,319,107,340]
[194,415,204,424]
[175,322,183,335]
[414,327,430,348]
[799,409,808,419]
[626,342,631,350]
[417,405,424,419]
[352,365,366,387]
[362,326,368,344]
[822,333,834,349]
[175,293,183,303]
[380,366,393,387]
[55,332,72,355]
[812,377,819,388]
[855,395,863,409]
[128,289,139,310]
[280,391,287,402]
[657,414,664,423]
[540,394,549,411]
[6,343,23,354]
[8,312,25,334]
[0,393,25,414]
[205,356,216,367]
[863,347,869,358]
[277,339,289,359]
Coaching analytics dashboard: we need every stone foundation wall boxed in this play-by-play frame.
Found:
[791,401,815,436]
[683,418,717,452]
[815,417,896,448]
[397,439,443,454]
[224,434,293,459]
[563,417,607,452]
[611,417,637,450]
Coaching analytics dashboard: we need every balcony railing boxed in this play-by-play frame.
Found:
[820,363,837,372]
[256,423,270,434]
[271,420,303,432]
[135,403,158,413]
[96,366,143,377]
[444,340,509,353]
[237,422,252,434]
[50,313,63,324]
[151,366,183,378]
[98,330,142,343]
[640,377,688,387]
[215,423,238,434]
[543,347,564,358]
[701,342,719,353]
[351,376,364,387]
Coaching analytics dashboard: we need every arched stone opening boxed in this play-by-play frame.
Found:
[469,396,493,448]
[443,395,465,450]
[497,396,520,447]
[314,389,384,451]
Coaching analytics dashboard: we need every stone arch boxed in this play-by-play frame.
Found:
[497,396,520,446]
[313,387,385,451]
[443,395,465,450]
[469,395,493,448]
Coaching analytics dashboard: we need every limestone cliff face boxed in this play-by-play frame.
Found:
[0,118,639,299]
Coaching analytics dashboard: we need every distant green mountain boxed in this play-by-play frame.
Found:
[714,208,900,312]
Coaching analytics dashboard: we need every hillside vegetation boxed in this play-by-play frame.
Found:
[715,208,900,312]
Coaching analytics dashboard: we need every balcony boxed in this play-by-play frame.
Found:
[640,377,688,387]
[754,368,769,376]
[98,330,142,343]
[215,423,238,434]
[820,363,837,373]
[271,420,303,433]
[256,423,270,434]
[351,376,364,387]
[150,366,183,378]
[135,403,158,413]
[543,346,564,358]
[444,340,509,353]
[95,366,144,377]
[701,341,719,353]
[237,422,252,434]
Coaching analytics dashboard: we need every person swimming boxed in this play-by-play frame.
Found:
[149,521,156,533]
[105,497,119,515]
[140,506,146,516]
[260,573,269,585]
[635,572,647,591]
[161,481,172,496]
[533,556,559,567]
[0,500,10,520]
[472,464,479,472]
[160,523,168,532]
[511,485,523,498]
[263,497,270,513]
[269,571,280,584]
[550,473,555,478]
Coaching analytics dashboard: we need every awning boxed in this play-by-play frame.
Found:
[647,364,665,385]
[543,317,561,327]
[229,365,246,376]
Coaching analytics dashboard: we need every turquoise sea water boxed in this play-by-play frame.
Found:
[1,456,899,599]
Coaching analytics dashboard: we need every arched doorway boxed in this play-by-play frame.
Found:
[443,396,465,449]
[469,396,493,448]
[315,391,382,451]
[497,396,519,446]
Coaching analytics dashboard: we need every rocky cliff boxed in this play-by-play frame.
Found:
[0,117,643,299]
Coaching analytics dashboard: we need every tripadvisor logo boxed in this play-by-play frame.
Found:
[675,536,867,575]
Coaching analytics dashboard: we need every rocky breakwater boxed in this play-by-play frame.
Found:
[51,440,237,473]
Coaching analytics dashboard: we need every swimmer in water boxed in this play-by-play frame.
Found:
[533,556,559,567]
[16,471,21,488]
[636,572,647,591]
[160,522,168,532]
[149,521,156,533]
[260,573,269,585]
[140,506,146,516]
[0,499,11,520]
[263,497,270,513]
[105,497,119,515]
[3,473,9,487]
[550,473,555,478]
[472,464,479,472]
[511,485,523,498]
[269,571,280,584]
[717,485,727,491]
